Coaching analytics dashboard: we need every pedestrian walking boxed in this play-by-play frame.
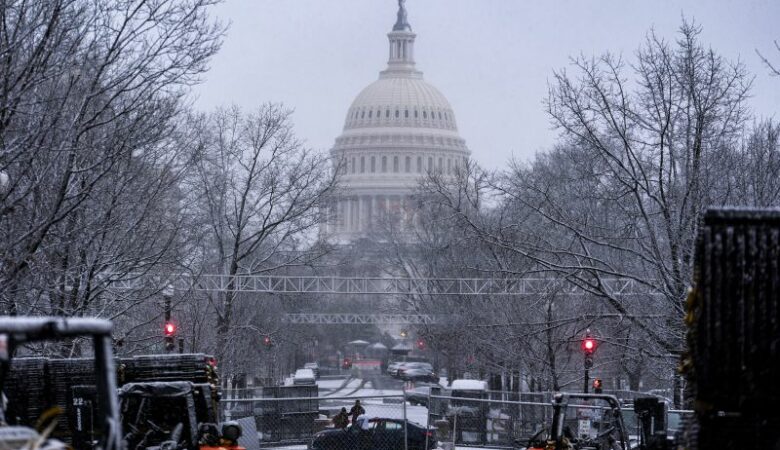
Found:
[349,399,365,424]
[332,407,349,429]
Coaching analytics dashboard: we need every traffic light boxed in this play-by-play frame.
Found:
[593,378,603,394]
[416,338,425,350]
[163,322,176,351]
[262,336,272,348]
[581,336,597,355]
[342,357,352,369]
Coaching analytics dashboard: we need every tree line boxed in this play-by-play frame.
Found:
[385,22,779,401]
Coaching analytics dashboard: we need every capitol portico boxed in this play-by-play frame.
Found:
[323,0,471,243]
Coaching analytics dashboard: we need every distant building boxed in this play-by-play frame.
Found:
[323,1,471,243]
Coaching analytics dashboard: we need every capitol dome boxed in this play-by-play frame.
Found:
[323,1,470,243]
[344,77,458,132]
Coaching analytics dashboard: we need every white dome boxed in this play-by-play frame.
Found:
[322,3,470,244]
[343,76,458,131]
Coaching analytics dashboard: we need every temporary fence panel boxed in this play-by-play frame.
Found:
[426,393,555,448]
[220,394,416,450]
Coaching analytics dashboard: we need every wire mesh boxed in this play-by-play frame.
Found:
[221,394,427,450]
[426,392,554,448]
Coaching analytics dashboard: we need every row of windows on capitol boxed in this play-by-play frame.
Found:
[349,107,452,122]
[339,154,468,175]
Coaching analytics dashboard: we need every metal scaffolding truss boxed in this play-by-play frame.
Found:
[102,274,660,296]
[281,313,442,325]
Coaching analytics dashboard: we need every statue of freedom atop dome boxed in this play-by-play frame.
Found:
[393,0,412,31]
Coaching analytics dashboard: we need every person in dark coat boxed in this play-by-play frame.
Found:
[332,407,349,429]
[349,400,365,424]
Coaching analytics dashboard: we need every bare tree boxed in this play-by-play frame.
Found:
[189,104,338,377]
[408,22,762,400]
[0,0,223,329]
[757,40,780,76]
[501,21,749,354]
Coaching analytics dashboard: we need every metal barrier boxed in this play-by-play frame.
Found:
[221,394,424,449]
[219,389,694,450]
[425,393,694,449]
[426,393,555,448]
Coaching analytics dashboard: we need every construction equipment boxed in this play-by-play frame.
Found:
[632,397,670,450]
[683,207,780,448]
[119,381,221,450]
[525,393,629,450]
[1,316,245,450]
[0,317,122,450]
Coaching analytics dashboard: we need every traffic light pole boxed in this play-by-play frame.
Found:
[164,293,173,353]
[582,334,596,394]
[584,365,590,394]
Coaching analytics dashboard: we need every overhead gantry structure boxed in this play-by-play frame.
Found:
[105,274,659,297]
[281,313,441,325]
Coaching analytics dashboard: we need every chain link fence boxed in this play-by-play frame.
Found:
[218,386,692,450]
[426,392,554,449]
[221,393,423,449]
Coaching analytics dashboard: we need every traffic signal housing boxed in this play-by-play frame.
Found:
[163,322,176,351]
[581,336,597,355]
[262,335,273,348]
[416,338,426,350]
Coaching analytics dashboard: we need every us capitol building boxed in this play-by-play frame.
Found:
[322,0,471,244]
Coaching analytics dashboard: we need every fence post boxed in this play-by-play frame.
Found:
[424,390,432,450]
[403,387,409,450]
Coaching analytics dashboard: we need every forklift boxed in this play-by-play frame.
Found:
[525,393,629,450]
[0,317,122,450]
[1,316,246,450]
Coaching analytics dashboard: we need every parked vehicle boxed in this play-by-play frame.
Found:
[304,362,320,379]
[309,418,435,450]
[294,368,316,385]
[400,367,437,383]
[387,361,403,375]
[397,362,434,379]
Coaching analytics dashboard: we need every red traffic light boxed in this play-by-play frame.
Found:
[263,336,272,347]
[416,339,426,350]
[593,378,603,393]
[581,337,597,354]
[342,357,352,369]
[164,322,176,336]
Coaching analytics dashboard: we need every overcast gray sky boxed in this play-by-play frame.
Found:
[194,0,780,169]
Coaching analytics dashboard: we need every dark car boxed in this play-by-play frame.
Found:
[398,362,434,380]
[309,418,435,450]
[400,367,437,383]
